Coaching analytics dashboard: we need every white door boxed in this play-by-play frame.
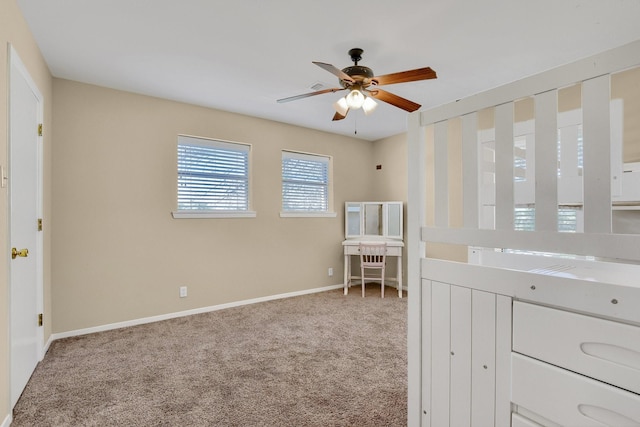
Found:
[9,45,44,408]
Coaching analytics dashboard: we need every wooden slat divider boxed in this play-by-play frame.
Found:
[434,121,449,227]
[583,75,612,233]
[462,113,479,228]
[534,90,559,231]
[421,227,640,262]
[494,103,514,230]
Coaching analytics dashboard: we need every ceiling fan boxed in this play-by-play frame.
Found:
[277,48,437,121]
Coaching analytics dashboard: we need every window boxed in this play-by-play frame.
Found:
[514,205,581,232]
[172,135,254,218]
[281,151,335,217]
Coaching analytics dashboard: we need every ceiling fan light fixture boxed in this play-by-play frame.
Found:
[333,97,349,116]
[345,89,365,109]
[362,96,378,115]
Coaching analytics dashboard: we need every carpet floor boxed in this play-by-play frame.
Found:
[12,285,407,426]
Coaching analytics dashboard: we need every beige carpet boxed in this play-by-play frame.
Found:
[13,285,407,426]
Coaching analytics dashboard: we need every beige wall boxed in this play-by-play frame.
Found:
[612,67,640,162]
[422,119,468,262]
[371,133,408,278]
[0,0,53,421]
[51,79,376,333]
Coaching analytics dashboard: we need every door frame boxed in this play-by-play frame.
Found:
[8,43,45,406]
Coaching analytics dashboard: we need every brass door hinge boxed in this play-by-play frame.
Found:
[38,123,43,137]
[38,313,43,327]
[38,218,43,231]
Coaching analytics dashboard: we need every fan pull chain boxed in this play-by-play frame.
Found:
[354,115,358,135]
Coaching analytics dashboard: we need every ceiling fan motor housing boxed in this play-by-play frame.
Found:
[340,65,374,88]
[340,49,375,88]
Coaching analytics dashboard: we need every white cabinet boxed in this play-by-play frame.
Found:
[512,302,640,426]
[513,301,640,395]
[422,273,640,427]
[423,281,511,427]
[512,353,640,426]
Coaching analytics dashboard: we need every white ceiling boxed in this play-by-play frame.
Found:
[16,0,640,141]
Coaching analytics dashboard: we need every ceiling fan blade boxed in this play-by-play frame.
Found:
[332,110,348,121]
[313,62,355,84]
[366,88,421,112]
[277,87,345,103]
[372,67,437,86]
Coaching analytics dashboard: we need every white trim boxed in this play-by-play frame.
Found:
[422,226,640,262]
[178,134,251,151]
[8,44,45,409]
[422,258,640,325]
[171,210,256,219]
[43,334,53,355]
[282,149,330,163]
[49,284,344,341]
[1,414,12,427]
[279,211,336,218]
[406,111,426,427]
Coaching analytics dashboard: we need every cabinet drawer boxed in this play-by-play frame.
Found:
[343,244,403,256]
[512,353,640,427]
[511,413,546,427]
[513,301,640,394]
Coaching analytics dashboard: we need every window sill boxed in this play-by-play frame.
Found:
[279,211,337,218]
[172,210,256,219]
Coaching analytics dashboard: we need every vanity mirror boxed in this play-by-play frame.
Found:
[345,201,403,239]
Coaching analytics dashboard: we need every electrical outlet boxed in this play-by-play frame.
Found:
[328,267,333,277]
[179,286,187,298]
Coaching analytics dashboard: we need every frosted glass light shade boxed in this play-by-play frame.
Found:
[345,89,365,109]
[333,97,349,116]
[362,97,378,115]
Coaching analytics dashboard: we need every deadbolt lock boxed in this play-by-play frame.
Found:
[11,248,29,259]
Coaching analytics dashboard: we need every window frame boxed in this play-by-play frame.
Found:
[280,150,336,218]
[172,135,255,219]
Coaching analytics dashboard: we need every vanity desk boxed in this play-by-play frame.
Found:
[342,202,404,298]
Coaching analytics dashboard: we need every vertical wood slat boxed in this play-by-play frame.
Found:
[431,281,451,426]
[610,99,624,197]
[471,289,496,426]
[407,112,426,427]
[462,113,479,229]
[450,285,472,427]
[535,90,559,231]
[421,279,432,427]
[583,75,612,233]
[495,295,512,427]
[434,120,449,227]
[495,103,515,230]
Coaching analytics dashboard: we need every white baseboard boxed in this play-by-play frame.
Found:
[43,334,53,355]
[50,284,344,341]
[1,414,11,427]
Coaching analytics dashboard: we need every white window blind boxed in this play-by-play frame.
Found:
[514,206,580,232]
[282,151,329,212]
[177,136,250,211]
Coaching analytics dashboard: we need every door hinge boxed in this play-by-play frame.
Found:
[38,218,43,231]
[38,123,43,137]
[38,313,43,327]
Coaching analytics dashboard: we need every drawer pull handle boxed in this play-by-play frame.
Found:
[578,404,640,426]
[580,342,640,371]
